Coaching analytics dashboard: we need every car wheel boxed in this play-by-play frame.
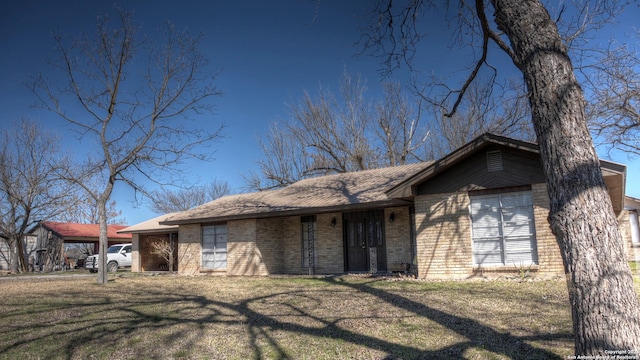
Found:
[107,261,118,272]
[89,269,97,273]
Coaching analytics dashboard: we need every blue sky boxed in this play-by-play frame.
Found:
[1,0,639,225]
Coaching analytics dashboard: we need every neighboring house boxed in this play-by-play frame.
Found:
[625,196,640,263]
[28,221,131,271]
[0,233,38,271]
[125,134,635,279]
[118,213,179,272]
[0,234,8,270]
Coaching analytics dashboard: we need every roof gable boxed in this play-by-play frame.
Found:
[386,133,627,213]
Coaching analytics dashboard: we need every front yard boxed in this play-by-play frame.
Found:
[0,275,577,359]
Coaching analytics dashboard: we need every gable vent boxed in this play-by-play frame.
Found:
[487,150,503,172]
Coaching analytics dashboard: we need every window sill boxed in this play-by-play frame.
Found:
[199,268,226,274]
[473,264,539,272]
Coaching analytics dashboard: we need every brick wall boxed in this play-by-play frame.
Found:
[414,184,566,280]
[255,218,285,274]
[227,219,264,275]
[282,216,304,274]
[177,224,201,275]
[414,192,473,279]
[314,213,344,274]
[531,183,565,277]
[281,213,344,274]
[385,207,413,270]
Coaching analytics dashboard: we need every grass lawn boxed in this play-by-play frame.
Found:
[0,274,579,359]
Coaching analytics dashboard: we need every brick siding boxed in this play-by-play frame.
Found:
[384,207,413,270]
[177,224,202,275]
[414,184,565,280]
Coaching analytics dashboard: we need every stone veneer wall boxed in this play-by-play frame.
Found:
[384,207,413,270]
[414,183,565,279]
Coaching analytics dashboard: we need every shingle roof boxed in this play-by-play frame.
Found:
[162,162,430,225]
[41,222,132,240]
[117,213,180,234]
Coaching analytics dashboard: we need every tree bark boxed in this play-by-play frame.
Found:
[491,0,640,355]
[97,195,110,285]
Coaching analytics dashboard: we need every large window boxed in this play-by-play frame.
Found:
[301,215,316,270]
[470,191,538,266]
[202,224,227,270]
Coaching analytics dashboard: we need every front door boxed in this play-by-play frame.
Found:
[344,210,386,272]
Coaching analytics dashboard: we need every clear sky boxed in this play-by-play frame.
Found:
[1,0,639,225]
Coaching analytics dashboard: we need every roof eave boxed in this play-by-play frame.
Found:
[118,227,179,235]
[161,199,413,225]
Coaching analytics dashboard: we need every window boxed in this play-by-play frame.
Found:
[202,224,227,270]
[470,191,538,266]
[301,216,316,269]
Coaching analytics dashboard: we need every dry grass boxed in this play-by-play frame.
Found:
[0,274,576,359]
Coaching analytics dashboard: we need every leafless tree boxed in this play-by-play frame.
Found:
[151,239,176,273]
[247,72,430,190]
[0,120,76,272]
[423,78,534,158]
[360,0,639,354]
[585,30,640,157]
[149,178,232,214]
[57,197,127,225]
[30,8,223,284]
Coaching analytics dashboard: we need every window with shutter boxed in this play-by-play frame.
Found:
[470,191,538,266]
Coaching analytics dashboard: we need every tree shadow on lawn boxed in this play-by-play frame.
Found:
[319,277,570,359]
[0,277,571,359]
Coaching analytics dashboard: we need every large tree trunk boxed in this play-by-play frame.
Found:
[491,0,640,355]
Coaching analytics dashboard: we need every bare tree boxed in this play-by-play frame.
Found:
[424,79,534,158]
[248,71,430,190]
[586,30,640,157]
[361,0,639,354]
[149,178,231,214]
[245,122,313,191]
[30,8,223,284]
[0,120,76,272]
[375,81,430,165]
[151,239,176,273]
[57,197,127,225]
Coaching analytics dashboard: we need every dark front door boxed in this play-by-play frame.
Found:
[346,217,368,271]
[344,210,386,272]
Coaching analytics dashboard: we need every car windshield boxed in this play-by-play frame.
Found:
[107,246,122,254]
